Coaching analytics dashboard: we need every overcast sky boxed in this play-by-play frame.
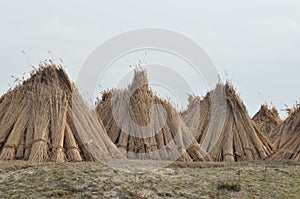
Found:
[0,0,299,118]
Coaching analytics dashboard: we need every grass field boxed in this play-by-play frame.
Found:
[0,161,299,198]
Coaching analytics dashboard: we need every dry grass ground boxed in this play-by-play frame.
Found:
[0,161,299,198]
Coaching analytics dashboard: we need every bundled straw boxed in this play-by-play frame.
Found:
[182,83,274,162]
[28,88,51,162]
[0,63,125,162]
[267,105,300,161]
[96,69,211,162]
[0,90,31,160]
[49,90,68,162]
[252,104,282,137]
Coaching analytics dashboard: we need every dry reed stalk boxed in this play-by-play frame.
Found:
[64,124,82,162]
[154,106,169,160]
[15,131,26,159]
[28,88,51,162]
[72,91,124,161]
[96,69,210,162]
[0,64,125,162]
[24,120,34,160]
[222,116,234,162]
[0,96,30,160]
[0,92,14,121]
[50,91,68,162]
[66,105,96,162]
[267,105,300,161]
[74,96,105,160]
[0,90,25,146]
[253,104,282,137]
[183,83,274,162]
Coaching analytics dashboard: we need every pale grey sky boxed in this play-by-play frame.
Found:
[1,0,300,118]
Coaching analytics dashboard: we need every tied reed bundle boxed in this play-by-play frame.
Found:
[0,63,125,162]
[182,83,274,162]
[253,104,282,137]
[268,104,300,161]
[96,69,211,162]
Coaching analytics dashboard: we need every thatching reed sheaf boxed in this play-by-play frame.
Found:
[252,104,282,137]
[96,69,211,162]
[182,83,274,162]
[267,105,300,161]
[0,63,125,162]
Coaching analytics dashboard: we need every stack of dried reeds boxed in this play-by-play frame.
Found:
[0,63,125,162]
[252,104,282,137]
[182,83,274,162]
[268,105,300,161]
[96,69,211,162]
